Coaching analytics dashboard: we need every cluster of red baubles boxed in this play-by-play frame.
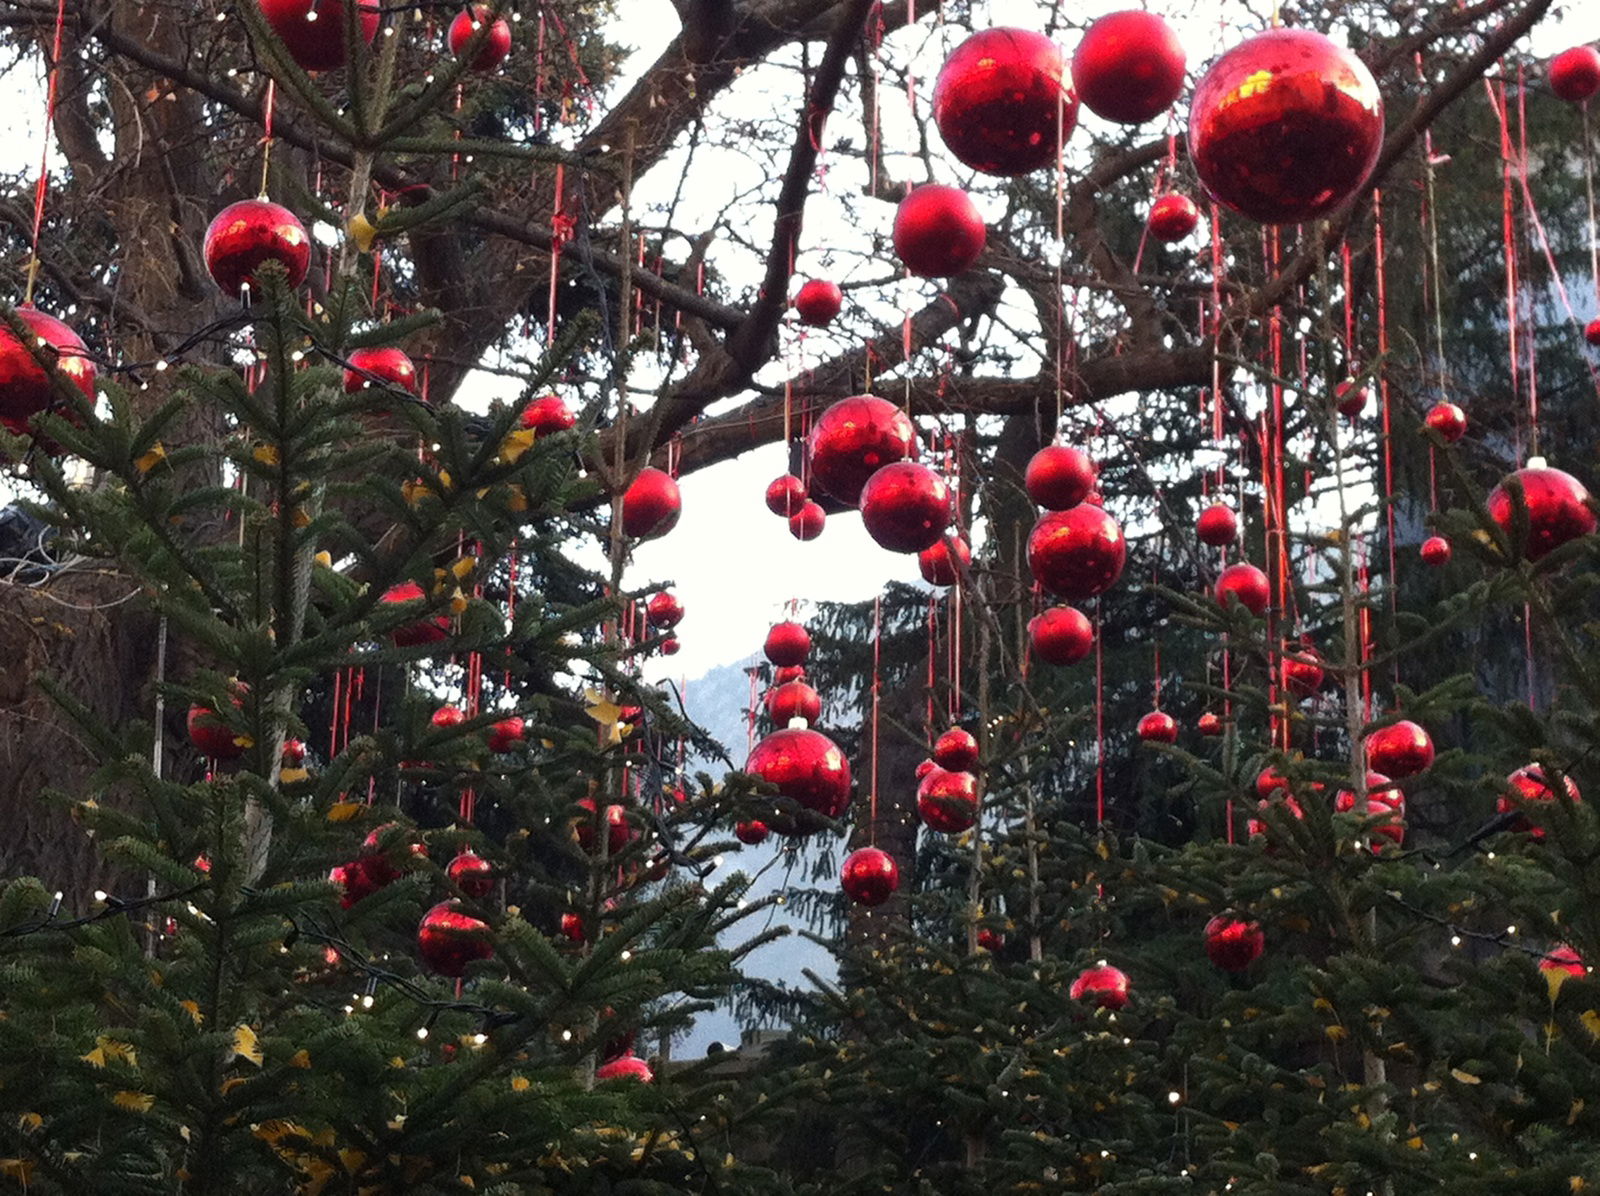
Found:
[765,472,826,541]
[913,726,981,836]
[257,1,511,75]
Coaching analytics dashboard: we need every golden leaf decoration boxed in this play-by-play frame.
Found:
[134,443,167,474]
[231,1024,264,1067]
[511,1075,530,1092]
[1582,1010,1600,1041]
[346,211,379,254]
[113,1091,154,1113]
[253,444,280,467]
[0,1159,35,1183]
[1449,1068,1480,1085]
[180,1000,203,1026]
[17,1113,41,1132]
[498,428,537,464]
[327,801,364,823]
[290,1050,311,1070]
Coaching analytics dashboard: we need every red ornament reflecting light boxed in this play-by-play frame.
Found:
[621,467,681,540]
[1196,503,1238,547]
[933,28,1075,176]
[1365,720,1434,778]
[734,819,770,846]
[806,395,920,505]
[933,727,980,772]
[257,0,379,72]
[765,473,807,517]
[1137,710,1177,744]
[381,580,450,647]
[918,534,971,587]
[841,846,900,906]
[1027,504,1126,600]
[432,704,465,728]
[746,727,853,821]
[1335,380,1368,417]
[1486,464,1597,561]
[1203,915,1265,972]
[1069,963,1130,1010]
[487,716,524,753]
[893,184,987,278]
[764,620,811,666]
[789,500,826,540]
[203,199,311,297]
[1147,193,1200,242]
[1214,562,1271,615]
[0,307,95,431]
[521,394,576,435]
[416,900,493,977]
[447,5,512,71]
[646,591,684,630]
[343,346,417,395]
[1541,945,1586,979]
[1073,10,1186,125]
[447,851,494,899]
[1586,317,1600,348]
[574,798,633,856]
[917,767,978,833]
[765,679,822,725]
[595,1054,654,1083]
[1028,605,1094,665]
[1197,711,1223,736]
[1550,46,1600,103]
[1497,764,1582,838]
[1283,647,1326,698]
[1424,401,1467,443]
[1420,535,1452,566]
[860,462,951,553]
[1024,445,1097,510]
[793,279,843,327]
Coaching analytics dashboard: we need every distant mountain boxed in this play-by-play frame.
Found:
[680,655,759,772]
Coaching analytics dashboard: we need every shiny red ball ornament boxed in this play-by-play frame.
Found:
[1029,605,1094,666]
[447,851,494,899]
[1027,504,1126,600]
[1487,464,1597,561]
[893,184,986,278]
[1069,963,1130,1010]
[644,592,683,630]
[1137,710,1177,744]
[202,199,311,298]
[746,727,853,821]
[1586,317,1600,348]
[1365,720,1434,778]
[558,911,585,942]
[447,5,512,71]
[1550,45,1600,102]
[257,0,379,72]
[1247,793,1304,842]
[431,704,465,729]
[521,394,576,435]
[766,679,822,726]
[1203,915,1265,972]
[281,738,306,767]
[793,279,843,327]
[417,900,493,977]
[1425,401,1467,443]
[840,846,899,906]
[1541,945,1586,979]
[1335,380,1368,417]
[595,1053,654,1083]
[933,727,980,771]
[1255,765,1291,800]
[932,28,1075,176]
[977,927,1005,953]
[765,473,807,517]
[1024,445,1097,510]
[859,461,951,553]
[917,767,978,833]
[806,395,920,504]
[487,716,524,753]
[1196,503,1238,547]
[1188,28,1384,225]
[381,580,450,647]
[621,467,681,540]
[1333,771,1399,815]
[789,500,826,540]
[574,798,633,856]
[1147,193,1200,242]
[918,534,971,587]
[331,862,377,909]
[764,621,811,667]
[342,346,417,395]
[1197,711,1223,736]
[187,701,247,760]
[1420,535,1452,566]
[773,665,807,686]
[1073,10,1186,125]
[0,307,95,429]
[1497,765,1582,837]
[355,823,429,893]
[1215,562,1270,615]
[1283,647,1326,698]
[915,758,937,780]
[734,819,770,846]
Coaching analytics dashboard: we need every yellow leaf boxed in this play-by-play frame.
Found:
[95,1037,137,1068]
[253,444,280,467]
[511,1075,530,1092]
[327,801,364,823]
[290,1050,311,1070]
[220,1076,248,1095]
[1449,1068,1480,1085]
[81,1046,106,1068]
[181,1000,203,1026]
[134,442,167,474]
[314,550,332,568]
[0,1159,35,1183]
[506,486,529,512]
[1324,1025,1347,1042]
[17,1113,40,1132]
[347,211,379,254]
[113,1091,154,1112]
[1582,1010,1600,1041]
[1406,1136,1425,1150]
[339,1148,366,1173]
[498,428,537,464]
[280,767,309,784]
[1570,1098,1584,1126]
[232,1024,264,1067]
[584,689,623,729]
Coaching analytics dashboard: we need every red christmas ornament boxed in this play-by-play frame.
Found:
[1586,317,1600,348]
[764,621,811,666]
[1247,794,1304,842]
[1147,194,1200,242]
[202,199,312,298]
[257,0,379,72]
[0,307,95,430]
[330,862,376,908]
[734,819,770,845]
[1027,504,1126,600]
[643,592,682,631]
[859,462,951,553]
[1072,10,1186,125]
[1197,711,1223,736]
[915,758,937,780]
[521,394,576,435]
[1333,771,1399,815]
[977,927,1005,953]
[789,500,826,540]
[1283,647,1326,698]
[793,279,843,327]
[342,346,417,395]
[621,467,681,540]
[1365,720,1434,778]
[595,1054,654,1083]
[806,395,920,504]
[765,679,822,725]
[746,727,853,820]
[187,690,248,761]
[840,846,899,906]
[447,851,494,899]
[1203,915,1265,972]
[1024,445,1097,510]
[1137,710,1178,744]
[432,704,465,729]
[917,767,978,833]
[1196,503,1238,547]
[1497,765,1582,837]
[1334,775,1405,853]
[932,27,1076,176]
[1214,562,1270,615]
[1420,535,1452,566]
[381,580,450,647]
[1335,380,1368,417]
[918,534,971,587]
[1550,45,1600,102]
[354,824,429,894]
[893,184,986,278]
[447,5,512,71]
[281,738,306,767]
[1486,464,1597,561]
[487,716,524,753]
[765,473,807,517]
[1188,29,1384,225]
[933,727,980,771]
[1541,945,1586,979]
[558,911,585,942]
[1029,605,1094,666]
[1255,765,1291,800]
[773,665,807,686]
[417,900,493,977]
[1424,401,1467,443]
[574,798,633,856]
[1069,963,1130,1010]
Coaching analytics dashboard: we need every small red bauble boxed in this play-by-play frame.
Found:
[977,927,1005,953]
[765,679,822,726]
[773,665,807,686]
[1365,720,1434,778]
[447,851,495,899]
[1203,915,1265,972]
[1541,945,1586,979]
[1069,963,1130,1010]
[1247,794,1304,842]
[381,580,450,647]
[764,620,811,666]
[915,758,937,780]
[621,467,681,540]
[1196,503,1238,547]
[765,473,807,517]
[595,1054,654,1083]
[918,534,971,587]
[574,798,633,856]
[487,716,524,752]
[432,704,465,729]
[789,500,826,540]
[841,846,899,906]
[1188,29,1384,225]
[281,738,306,766]
[793,279,843,327]
[257,0,379,72]
[933,28,1076,176]
[1255,765,1291,800]
[1420,535,1452,566]
[417,900,493,977]
[187,699,247,760]
[746,727,853,820]
[1425,401,1467,443]
[1137,710,1177,744]
[1073,10,1186,125]
[343,346,417,395]
[1029,605,1094,666]
[521,394,576,435]
[1335,380,1368,417]
[331,862,377,908]
[356,824,429,893]
[1550,46,1600,103]
[1486,464,1597,561]
[0,307,95,428]
[806,395,920,504]
[203,199,311,298]
[1283,647,1326,697]
[1027,504,1126,600]
[1197,711,1223,736]
[645,591,684,630]
[1147,194,1201,242]
[933,727,980,772]
[917,767,978,833]
[1024,445,1097,510]
[1333,771,1399,815]
[859,461,951,553]
[734,819,770,846]
[558,911,586,942]
[1586,317,1600,347]
[1214,562,1271,615]
[1497,764,1582,837]
[447,5,512,71]
[893,184,986,278]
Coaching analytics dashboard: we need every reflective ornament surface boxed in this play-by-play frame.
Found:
[343,346,417,395]
[933,27,1075,175]
[1024,445,1097,510]
[1486,465,1596,561]
[1203,915,1265,972]
[257,0,379,71]
[918,534,971,587]
[806,396,919,504]
[1072,10,1187,124]
[746,727,853,820]
[1137,710,1177,743]
[793,279,843,326]
[1029,605,1094,665]
[1214,562,1270,615]
[1196,502,1237,547]
[893,184,986,278]
[1027,504,1126,600]
[1069,963,1130,1010]
[859,462,951,553]
[933,727,980,771]
[0,307,96,430]
[841,846,900,906]
[1147,193,1200,242]
[917,767,978,833]
[203,199,311,297]
[1365,720,1434,778]
[417,900,493,977]
[1550,45,1600,102]
[447,5,512,71]
[621,467,682,540]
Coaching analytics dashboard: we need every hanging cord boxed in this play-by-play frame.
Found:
[23,0,69,306]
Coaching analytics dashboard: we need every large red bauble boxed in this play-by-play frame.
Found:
[1147,194,1200,242]
[1196,503,1238,547]
[487,716,524,752]
[1029,605,1094,665]
[417,900,493,977]
[977,927,1005,953]
[807,396,919,505]
[734,819,771,845]
[646,591,684,629]
[447,5,512,71]
[595,1054,654,1083]
[859,462,951,553]
[1214,562,1270,615]
[1334,380,1368,418]
[381,580,451,647]
[764,621,811,667]
[1283,647,1326,698]
[1497,765,1581,837]
[917,767,978,833]
[789,500,826,540]
[558,911,586,942]
[1137,710,1177,744]
[1069,963,1130,1010]
[1255,765,1291,800]
[521,394,576,435]
[746,727,852,819]
[793,279,843,327]
[1550,46,1600,102]
[574,798,633,856]
[1024,445,1097,510]
[1027,504,1126,600]
[893,184,986,278]
[1072,10,1186,125]
[840,846,899,906]
[187,702,247,760]
[1365,720,1434,778]
[621,467,681,540]
[765,679,822,726]
[1425,401,1467,443]
[1188,29,1384,225]
[257,0,379,72]
[1420,535,1452,566]
[281,738,307,767]
[933,728,980,772]
[932,28,1075,176]
[1486,465,1596,561]
[918,534,971,587]
[447,851,495,899]
[0,308,95,429]
[343,346,417,395]
[1203,915,1265,972]
[765,473,807,517]
[203,200,312,297]
[1587,317,1600,348]
[355,824,428,894]
[1197,711,1223,736]
[432,704,465,729]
